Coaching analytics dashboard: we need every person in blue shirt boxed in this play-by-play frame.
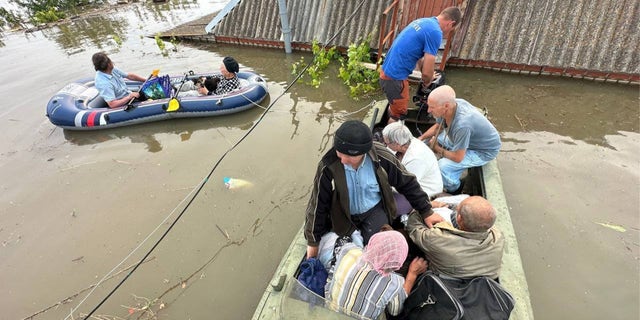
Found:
[380,7,461,122]
[92,52,147,108]
[419,85,502,194]
[304,120,433,260]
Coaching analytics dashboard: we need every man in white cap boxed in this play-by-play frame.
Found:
[304,120,434,260]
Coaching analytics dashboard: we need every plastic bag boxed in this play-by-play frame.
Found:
[140,75,172,99]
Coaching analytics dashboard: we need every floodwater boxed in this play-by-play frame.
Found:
[0,1,637,319]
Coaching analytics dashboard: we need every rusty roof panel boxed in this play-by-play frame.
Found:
[455,0,640,74]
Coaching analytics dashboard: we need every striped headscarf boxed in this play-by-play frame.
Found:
[361,231,408,276]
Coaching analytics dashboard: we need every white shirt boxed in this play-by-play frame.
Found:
[403,138,443,197]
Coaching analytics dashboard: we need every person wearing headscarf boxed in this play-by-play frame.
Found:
[325,231,427,319]
[304,120,434,261]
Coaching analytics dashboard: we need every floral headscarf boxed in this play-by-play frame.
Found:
[361,231,408,276]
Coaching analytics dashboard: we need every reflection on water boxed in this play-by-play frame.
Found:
[7,0,226,53]
[62,107,264,152]
[446,67,639,149]
[42,16,129,52]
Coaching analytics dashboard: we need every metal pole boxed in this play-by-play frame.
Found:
[277,0,292,53]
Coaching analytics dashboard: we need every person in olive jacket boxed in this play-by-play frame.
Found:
[304,120,433,259]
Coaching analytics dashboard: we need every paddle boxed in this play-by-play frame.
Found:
[166,73,189,112]
[125,69,160,111]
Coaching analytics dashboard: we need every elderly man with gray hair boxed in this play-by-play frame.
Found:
[406,196,504,279]
[382,121,443,216]
[418,85,501,194]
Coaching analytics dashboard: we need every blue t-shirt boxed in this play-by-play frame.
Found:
[95,67,130,102]
[382,17,442,80]
[439,99,502,160]
[344,155,382,215]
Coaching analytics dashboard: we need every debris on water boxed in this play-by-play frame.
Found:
[595,222,626,233]
[223,177,253,190]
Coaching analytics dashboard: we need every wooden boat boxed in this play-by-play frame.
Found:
[46,71,268,130]
[252,100,535,320]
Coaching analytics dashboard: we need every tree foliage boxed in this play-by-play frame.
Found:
[8,0,104,24]
[291,37,379,99]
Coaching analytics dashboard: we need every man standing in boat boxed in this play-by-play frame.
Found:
[379,7,461,123]
[92,52,147,108]
[418,85,502,194]
[304,120,433,260]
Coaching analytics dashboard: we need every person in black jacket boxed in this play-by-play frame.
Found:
[304,120,434,260]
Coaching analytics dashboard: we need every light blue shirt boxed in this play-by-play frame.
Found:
[95,67,130,102]
[344,154,381,215]
[438,98,502,160]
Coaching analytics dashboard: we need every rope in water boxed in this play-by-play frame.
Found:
[73,1,369,318]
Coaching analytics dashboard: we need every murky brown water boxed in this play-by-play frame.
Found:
[0,1,638,319]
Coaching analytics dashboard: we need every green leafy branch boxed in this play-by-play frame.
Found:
[338,36,379,100]
[291,37,379,99]
[292,40,338,88]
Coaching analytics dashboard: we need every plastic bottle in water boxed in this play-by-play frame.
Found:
[223,177,253,190]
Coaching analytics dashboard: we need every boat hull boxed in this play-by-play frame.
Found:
[252,100,534,320]
[46,72,268,130]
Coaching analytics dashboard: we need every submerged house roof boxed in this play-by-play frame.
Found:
[174,0,639,84]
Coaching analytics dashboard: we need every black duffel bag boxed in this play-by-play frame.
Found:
[403,271,515,320]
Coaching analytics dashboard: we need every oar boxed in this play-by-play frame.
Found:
[125,69,160,111]
[167,73,188,112]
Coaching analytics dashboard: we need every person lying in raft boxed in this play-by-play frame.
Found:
[92,52,147,108]
[324,230,427,319]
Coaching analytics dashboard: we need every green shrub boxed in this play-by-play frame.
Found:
[33,7,65,23]
[292,37,379,99]
[338,37,379,99]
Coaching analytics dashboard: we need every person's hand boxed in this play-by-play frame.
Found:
[306,245,318,259]
[431,200,447,208]
[197,86,208,95]
[130,92,140,99]
[428,136,437,148]
[424,213,444,228]
[408,257,428,275]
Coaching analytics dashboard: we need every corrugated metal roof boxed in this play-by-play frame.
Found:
[453,0,640,75]
[185,0,638,80]
[211,0,394,49]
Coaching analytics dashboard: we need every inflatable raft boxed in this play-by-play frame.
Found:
[46,71,268,130]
